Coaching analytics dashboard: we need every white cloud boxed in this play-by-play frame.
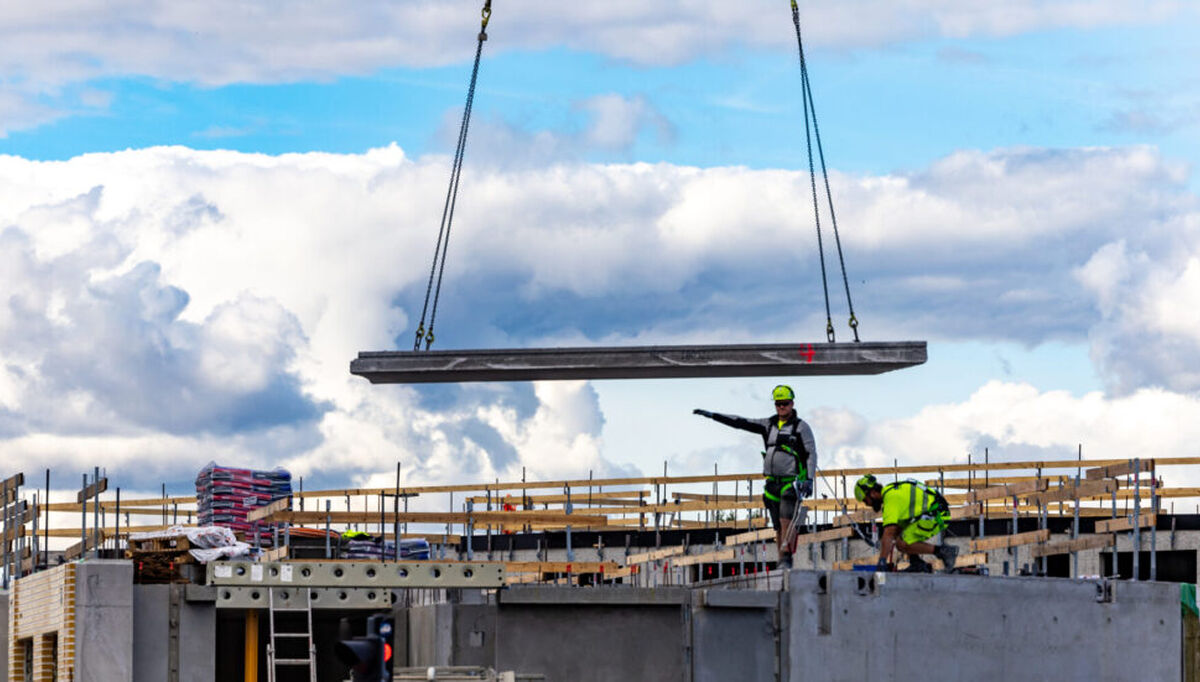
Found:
[814,380,1200,486]
[0,141,1198,492]
[0,1,1189,90]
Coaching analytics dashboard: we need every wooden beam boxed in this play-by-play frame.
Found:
[1086,460,1156,480]
[832,509,876,527]
[964,479,1049,503]
[672,549,735,567]
[727,528,776,546]
[625,546,686,564]
[1026,479,1119,505]
[950,503,983,520]
[504,561,618,574]
[246,497,290,522]
[1030,534,1115,558]
[923,475,1071,489]
[969,528,1050,552]
[263,510,611,526]
[467,490,649,505]
[77,477,108,503]
[1095,513,1157,534]
[794,526,853,546]
[45,495,197,512]
[64,530,109,560]
[0,473,24,496]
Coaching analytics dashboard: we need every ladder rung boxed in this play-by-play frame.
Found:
[273,633,310,639]
[274,659,313,666]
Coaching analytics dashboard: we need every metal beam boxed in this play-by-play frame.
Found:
[350,341,927,384]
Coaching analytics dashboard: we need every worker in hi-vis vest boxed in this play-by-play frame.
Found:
[854,474,958,572]
[693,385,815,569]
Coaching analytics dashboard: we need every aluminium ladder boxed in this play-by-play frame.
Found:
[267,587,318,682]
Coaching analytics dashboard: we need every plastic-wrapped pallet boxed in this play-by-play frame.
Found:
[194,462,293,546]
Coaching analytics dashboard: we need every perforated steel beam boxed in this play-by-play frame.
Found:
[350,341,926,384]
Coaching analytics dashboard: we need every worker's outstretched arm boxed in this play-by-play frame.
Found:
[876,525,899,569]
[692,410,769,435]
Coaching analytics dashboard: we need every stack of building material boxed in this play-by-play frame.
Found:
[342,536,431,561]
[194,463,293,546]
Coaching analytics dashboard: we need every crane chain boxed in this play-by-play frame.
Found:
[790,0,860,342]
[414,0,492,351]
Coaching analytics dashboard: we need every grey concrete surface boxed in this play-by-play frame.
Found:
[351,341,927,383]
[133,584,216,682]
[787,571,1180,681]
[396,572,1181,681]
[75,561,134,682]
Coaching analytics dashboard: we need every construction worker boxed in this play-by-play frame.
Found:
[853,474,958,572]
[693,385,816,569]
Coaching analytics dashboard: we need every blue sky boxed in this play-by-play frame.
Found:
[1,1,1199,498]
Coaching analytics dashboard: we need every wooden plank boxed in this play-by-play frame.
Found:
[1026,479,1119,505]
[603,566,636,579]
[1095,513,1157,534]
[950,503,983,520]
[1086,459,1156,480]
[832,558,877,570]
[923,475,1071,489]
[264,510,611,526]
[280,455,1200,501]
[76,477,109,503]
[727,528,776,546]
[969,528,1050,552]
[64,530,109,560]
[625,546,686,564]
[467,490,649,505]
[1030,534,1115,558]
[261,546,288,562]
[964,479,1049,503]
[672,549,735,567]
[246,497,290,522]
[794,526,853,547]
[832,509,876,526]
[504,561,619,574]
[0,472,24,496]
[45,495,197,512]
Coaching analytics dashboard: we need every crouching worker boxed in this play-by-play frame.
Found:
[853,474,957,572]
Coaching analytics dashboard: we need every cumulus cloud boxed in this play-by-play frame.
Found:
[0,141,1197,491]
[813,380,1200,486]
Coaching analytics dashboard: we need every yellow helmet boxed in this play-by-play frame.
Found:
[772,385,795,401]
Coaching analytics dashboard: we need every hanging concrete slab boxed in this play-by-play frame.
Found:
[349,341,926,384]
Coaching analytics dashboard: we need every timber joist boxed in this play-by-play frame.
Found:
[969,528,1051,552]
[1095,513,1157,534]
[1030,534,1115,558]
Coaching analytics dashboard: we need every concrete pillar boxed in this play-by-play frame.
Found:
[74,561,133,682]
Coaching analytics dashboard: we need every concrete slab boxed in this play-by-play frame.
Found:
[351,341,927,384]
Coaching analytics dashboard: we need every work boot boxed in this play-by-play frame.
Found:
[778,554,793,570]
[901,556,931,573]
[934,544,958,570]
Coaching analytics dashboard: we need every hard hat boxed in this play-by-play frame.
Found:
[772,385,795,401]
[853,474,879,503]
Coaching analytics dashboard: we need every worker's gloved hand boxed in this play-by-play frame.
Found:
[693,409,713,418]
[875,559,892,573]
[795,480,813,498]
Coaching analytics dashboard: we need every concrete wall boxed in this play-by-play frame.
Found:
[74,561,133,682]
[132,585,216,682]
[786,571,1180,681]
[398,572,1182,681]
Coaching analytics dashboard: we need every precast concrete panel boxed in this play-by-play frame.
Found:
[495,587,690,682]
[75,561,133,682]
[787,572,1180,681]
[692,588,781,682]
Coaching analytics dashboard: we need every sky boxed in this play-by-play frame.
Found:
[2,1,1200,503]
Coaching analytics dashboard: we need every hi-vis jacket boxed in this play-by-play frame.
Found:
[704,411,817,478]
